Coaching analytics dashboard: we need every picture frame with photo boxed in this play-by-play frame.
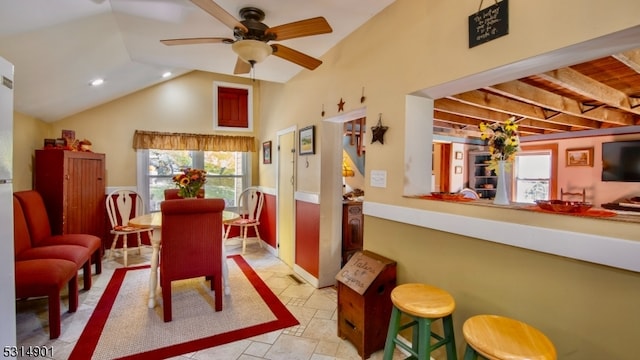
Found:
[455,151,463,160]
[262,141,272,164]
[566,147,594,167]
[299,126,315,155]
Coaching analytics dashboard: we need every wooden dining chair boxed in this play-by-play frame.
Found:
[160,198,225,322]
[106,190,153,267]
[560,188,586,202]
[223,187,264,254]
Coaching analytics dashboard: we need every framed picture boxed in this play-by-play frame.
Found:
[455,165,463,174]
[299,126,315,155]
[61,129,75,142]
[566,147,594,167]
[262,141,272,164]
[455,151,463,160]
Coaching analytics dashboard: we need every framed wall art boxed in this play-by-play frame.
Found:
[455,151,463,160]
[566,147,594,167]
[262,141,272,164]
[455,165,463,174]
[299,126,315,155]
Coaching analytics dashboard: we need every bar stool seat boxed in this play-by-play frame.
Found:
[463,314,556,360]
[383,283,457,360]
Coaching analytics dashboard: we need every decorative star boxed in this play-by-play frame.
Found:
[337,98,345,112]
[371,113,388,145]
[371,125,388,144]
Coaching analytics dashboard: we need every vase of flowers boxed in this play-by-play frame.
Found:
[479,117,520,205]
[172,168,206,198]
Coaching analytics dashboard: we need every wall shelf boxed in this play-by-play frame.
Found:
[468,151,497,199]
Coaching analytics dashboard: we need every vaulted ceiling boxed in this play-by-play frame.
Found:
[433,48,640,138]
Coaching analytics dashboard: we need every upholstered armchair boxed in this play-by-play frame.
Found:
[13,190,102,276]
[160,198,225,322]
[164,188,205,200]
[13,197,91,291]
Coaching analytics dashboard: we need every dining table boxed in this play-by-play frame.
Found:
[129,210,240,308]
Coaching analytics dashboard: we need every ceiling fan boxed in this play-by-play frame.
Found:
[160,0,333,75]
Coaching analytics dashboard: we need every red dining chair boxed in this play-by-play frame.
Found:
[164,188,204,200]
[160,198,225,322]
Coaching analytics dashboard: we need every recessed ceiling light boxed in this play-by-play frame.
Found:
[162,72,172,78]
[90,78,104,86]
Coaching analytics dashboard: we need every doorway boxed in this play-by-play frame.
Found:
[277,127,295,267]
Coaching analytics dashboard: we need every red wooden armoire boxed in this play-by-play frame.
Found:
[34,150,106,247]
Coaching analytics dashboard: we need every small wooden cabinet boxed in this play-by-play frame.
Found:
[34,150,106,247]
[468,150,497,199]
[337,251,397,360]
[342,201,364,267]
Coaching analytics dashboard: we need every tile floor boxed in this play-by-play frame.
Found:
[16,242,409,360]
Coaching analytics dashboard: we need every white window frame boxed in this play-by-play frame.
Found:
[514,150,553,203]
[213,81,253,132]
[136,149,251,211]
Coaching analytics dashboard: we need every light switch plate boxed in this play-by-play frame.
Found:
[370,170,387,188]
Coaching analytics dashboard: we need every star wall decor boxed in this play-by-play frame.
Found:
[371,114,388,145]
[337,98,345,112]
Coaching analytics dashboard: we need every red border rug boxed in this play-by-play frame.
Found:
[69,255,299,359]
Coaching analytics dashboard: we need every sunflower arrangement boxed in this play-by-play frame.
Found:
[172,168,206,198]
[479,117,520,172]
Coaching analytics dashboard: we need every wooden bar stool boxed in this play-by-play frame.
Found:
[463,314,557,360]
[383,283,457,360]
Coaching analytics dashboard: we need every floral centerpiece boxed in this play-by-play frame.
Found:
[479,117,520,172]
[172,168,206,198]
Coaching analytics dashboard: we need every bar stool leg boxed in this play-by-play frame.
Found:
[383,306,401,360]
[464,345,478,360]
[416,317,431,360]
[443,314,457,360]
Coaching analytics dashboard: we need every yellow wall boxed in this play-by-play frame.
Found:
[253,0,640,358]
[49,71,261,187]
[13,112,49,190]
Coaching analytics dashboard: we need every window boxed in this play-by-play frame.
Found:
[514,151,552,203]
[138,149,250,212]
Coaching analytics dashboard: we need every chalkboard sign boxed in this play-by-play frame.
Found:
[335,251,386,295]
[468,0,509,48]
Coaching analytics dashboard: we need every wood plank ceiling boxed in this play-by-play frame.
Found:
[434,48,640,138]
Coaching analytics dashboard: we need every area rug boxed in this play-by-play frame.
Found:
[69,255,299,360]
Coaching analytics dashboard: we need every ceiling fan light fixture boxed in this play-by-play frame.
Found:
[232,40,272,65]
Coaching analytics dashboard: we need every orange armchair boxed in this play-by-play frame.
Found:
[160,198,225,322]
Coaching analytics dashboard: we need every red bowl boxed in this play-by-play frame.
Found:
[535,200,593,213]
[430,192,464,200]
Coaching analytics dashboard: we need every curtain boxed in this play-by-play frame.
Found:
[132,130,255,152]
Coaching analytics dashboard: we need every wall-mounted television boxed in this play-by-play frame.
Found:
[602,140,640,182]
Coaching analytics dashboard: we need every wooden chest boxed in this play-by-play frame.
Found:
[336,251,397,359]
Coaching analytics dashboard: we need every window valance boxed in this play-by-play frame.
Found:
[132,130,255,152]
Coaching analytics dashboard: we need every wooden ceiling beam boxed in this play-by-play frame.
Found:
[434,98,512,122]
[487,80,635,126]
[448,90,549,120]
[540,67,640,113]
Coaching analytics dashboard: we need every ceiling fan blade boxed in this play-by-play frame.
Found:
[160,37,231,46]
[266,17,332,41]
[190,0,248,33]
[271,44,322,70]
[234,57,251,74]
